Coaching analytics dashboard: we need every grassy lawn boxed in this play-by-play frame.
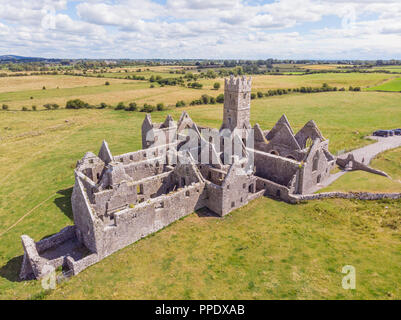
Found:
[319,147,401,194]
[366,77,401,92]
[371,147,401,181]
[319,171,401,193]
[1,85,401,299]
[43,197,401,300]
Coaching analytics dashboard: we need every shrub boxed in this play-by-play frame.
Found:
[188,82,203,89]
[22,106,28,111]
[201,94,211,104]
[126,102,137,111]
[216,94,224,103]
[257,91,263,98]
[251,93,256,99]
[150,84,155,88]
[1,104,9,110]
[98,102,108,109]
[66,99,88,109]
[176,100,186,108]
[213,82,221,90]
[32,105,37,111]
[105,81,110,86]
[42,86,46,90]
[52,104,60,110]
[156,103,165,111]
[141,104,155,113]
[353,87,361,91]
[115,102,126,110]
[210,97,216,104]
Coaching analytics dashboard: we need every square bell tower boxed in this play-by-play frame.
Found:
[220,75,252,133]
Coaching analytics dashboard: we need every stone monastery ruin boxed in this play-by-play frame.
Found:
[20,76,337,280]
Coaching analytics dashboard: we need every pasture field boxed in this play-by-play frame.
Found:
[0,75,128,93]
[366,77,401,92]
[0,72,396,111]
[371,66,401,73]
[1,88,401,299]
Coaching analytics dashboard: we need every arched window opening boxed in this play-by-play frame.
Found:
[305,137,313,149]
[313,152,319,172]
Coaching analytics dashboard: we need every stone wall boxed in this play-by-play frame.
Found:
[256,177,292,202]
[97,182,207,259]
[253,149,300,186]
[291,192,401,202]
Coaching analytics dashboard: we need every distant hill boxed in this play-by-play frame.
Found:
[0,55,59,63]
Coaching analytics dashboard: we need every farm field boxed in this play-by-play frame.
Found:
[1,86,401,299]
[366,77,401,92]
[371,66,401,73]
[0,72,397,110]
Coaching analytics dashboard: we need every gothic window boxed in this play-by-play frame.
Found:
[313,152,319,172]
[305,137,313,149]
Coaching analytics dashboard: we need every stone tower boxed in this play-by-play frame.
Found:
[220,75,252,132]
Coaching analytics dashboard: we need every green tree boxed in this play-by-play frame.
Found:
[66,99,88,109]
[213,82,221,90]
[115,102,126,110]
[216,94,224,103]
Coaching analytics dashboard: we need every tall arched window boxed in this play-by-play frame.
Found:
[312,152,319,171]
[305,137,313,149]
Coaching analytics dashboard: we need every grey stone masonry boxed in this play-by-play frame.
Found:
[21,76,391,280]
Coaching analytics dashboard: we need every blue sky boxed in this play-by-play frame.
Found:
[0,0,400,59]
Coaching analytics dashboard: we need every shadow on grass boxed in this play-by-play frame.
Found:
[0,255,23,283]
[54,187,73,221]
[196,207,220,218]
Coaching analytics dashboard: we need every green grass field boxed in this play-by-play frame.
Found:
[0,72,396,110]
[371,147,401,181]
[366,77,401,92]
[1,72,401,300]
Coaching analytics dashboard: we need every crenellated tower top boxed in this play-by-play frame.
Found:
[224,75,252,93]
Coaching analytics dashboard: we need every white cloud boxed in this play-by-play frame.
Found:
[0,0,400,59]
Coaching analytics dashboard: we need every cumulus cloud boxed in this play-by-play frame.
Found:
[0,0,400,59]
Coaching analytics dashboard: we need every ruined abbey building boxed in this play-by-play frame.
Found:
[20,76,335,280]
